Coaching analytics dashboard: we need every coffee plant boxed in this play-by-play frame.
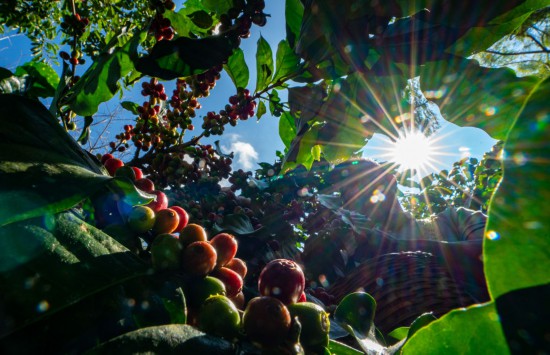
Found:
[1,0,549,354]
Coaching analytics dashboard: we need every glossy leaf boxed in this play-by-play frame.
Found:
[121,101,140,115]
[402,302,508,353]
[328,339,364,355]
[0,212,149,338]
[255,36,274,93]
[66,30,146,116]
[334,292,377,337]
[272,40,301,84]
[136,34,236,80]
[224,48,249,90]
[484,77,550,298]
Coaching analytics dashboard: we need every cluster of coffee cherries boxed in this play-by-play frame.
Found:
[218,0,267,40]
[149,14,175,42]
[241,259,330,351]
[60,13,90,38]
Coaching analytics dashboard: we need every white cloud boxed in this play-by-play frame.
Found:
[222,134,259,171]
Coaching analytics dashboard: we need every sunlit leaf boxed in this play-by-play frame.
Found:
[272,40,301,84]
[484,77,550,298]
[328,339,363,355]
[121,101,140,114]
[279,111,297,148]
[255,36,274,93]
[14,61,60,98]
[402,302,508,353]
[212,214,257,236]
[224,48,249,90]
[201,0,233,16]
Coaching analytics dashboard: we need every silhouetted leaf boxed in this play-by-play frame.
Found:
[285,0,304,49]
[136,34,236,80]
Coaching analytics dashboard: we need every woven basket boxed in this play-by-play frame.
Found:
[327,251,481,334]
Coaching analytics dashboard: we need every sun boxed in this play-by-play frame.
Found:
[390,131,435,172]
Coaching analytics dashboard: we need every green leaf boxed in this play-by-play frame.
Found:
[223,48,249,90]
[66,29,146,116]
[279,111,297,148]
[0,212,149,338]
[14,61,60,98]
[136,34,236,80]
[388,327,409,341]
[328,339,364,355]
[272,40,301,84]
[255,36,274,93]
[484,77,550,298]
[121,101,140,115]
[201,0,233,16]
[285,0,304,49]
[334,292,377,338]
[402,302,508,353]
[188,10,213,29]
[0,94,147,226]
[256,100,266,119]
[407,312,437,339]
[77,115,94,145]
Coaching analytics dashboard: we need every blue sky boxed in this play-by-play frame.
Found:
[0,2,497,175]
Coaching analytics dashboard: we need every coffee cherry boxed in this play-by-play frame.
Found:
[151,233,182,271]
[135,178,155,192]
[243,296,291,347]
[258,259,305,305]
[152,208,180,235]
[100,153,114,164]
[169,206,189,232]
[104,158,124,176]
[209,233,238,268]
[211,267,243,298]
[182,241,217,277]
[197,295,241,340]
[132,167,144,180]
[126,205,156,233]
[146,190,169,212]
[179,223,208,249]
[225,258,247,279]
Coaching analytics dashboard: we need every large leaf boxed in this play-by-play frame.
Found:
[285,0,304,49]
[14,61,60,98]
[66,29,146,116]
[484,77,550,298]
[136,34,236,80]
[279,111,297,148]
[409,59,541,140]
[223,48,249,90]
[402,302,509,353]
[0,212,149,339]
[0,94,150,226]
[255,35,274,93]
